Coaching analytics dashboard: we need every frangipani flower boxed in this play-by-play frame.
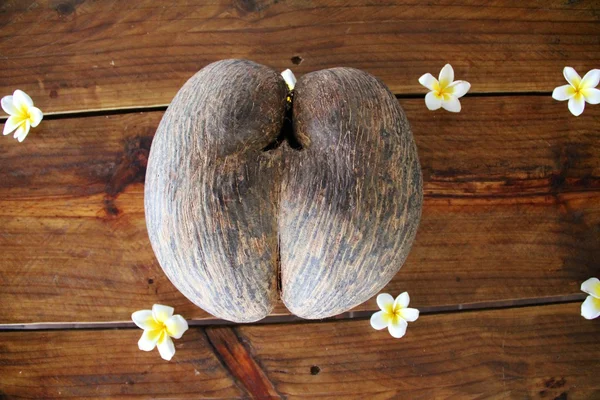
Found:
[132,304,189,361]
[370,292,419,338]
[581,277,600,320]
[281,69,297,90]
[419,64,471,112]
[2,90,43,142]
[552,67,600,116]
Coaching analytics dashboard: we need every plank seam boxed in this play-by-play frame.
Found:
[0,92,553,121]
[205,327,283,400]
[0,294,585,332]
[202,329,254,399]
[232,327,286,400]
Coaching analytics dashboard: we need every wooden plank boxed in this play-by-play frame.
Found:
[0,96,598,324]
[237,303,600,399]
[0,304,598,398]
[0,328,245,399]
[0,1,598,113]
[1,190,597,325]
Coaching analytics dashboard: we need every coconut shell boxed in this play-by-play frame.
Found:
[280,68,423,318]
[145,60,422,322]
[144,59,287,322]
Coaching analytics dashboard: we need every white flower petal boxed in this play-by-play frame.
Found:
[581,277,600,298]
[13,90,33,110]
[580,69,600,89]
[563,67,581,87]
[399,307,420,322]
[152,304,174,323]
[442,95,462,113]
[439,64,454,86]
[552,84,575,101]
[1,95,18,115]
[157,335,176,361]
[15,120,30,142]
[418,73,438,91]
[581,295,600,320]
[388,317,408,339]
[29,107,43,127]
[132,310,160,330]
[165,315,188,339]
[568,95,585,116]
[376,293,394,313]
[3,115,22,135]
[394,292,410,309]
[582,88,600,105]
[425,92,442,110]
[447,80,470,98]
[138,329,161,351]
[370,310,390,330]
[281,69,297,90]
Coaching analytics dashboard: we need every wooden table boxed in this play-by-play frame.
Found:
[1,1,599,398]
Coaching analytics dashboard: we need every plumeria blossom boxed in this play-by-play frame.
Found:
[281,69,297,90]
[581,277,600,320]
[370,292,419,338]
[419,64,471,112]
[132,304,189,361]
[552,67,600,116]
[2,90,43,142]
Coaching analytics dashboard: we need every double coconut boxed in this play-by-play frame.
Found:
[145,59,422,323]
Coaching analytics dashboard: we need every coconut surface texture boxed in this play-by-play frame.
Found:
[145,59,422,323]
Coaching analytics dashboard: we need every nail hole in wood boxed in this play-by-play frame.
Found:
[291,56,303,65]
[310,366,320,375]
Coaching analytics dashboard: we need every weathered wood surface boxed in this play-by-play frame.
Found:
[237,303,600,399]
[0,0,599,113]
[0,96,598,324]
[0,328,245,399]
[0,304,598,398]
[1,2,598,398]
[206,327,281,399]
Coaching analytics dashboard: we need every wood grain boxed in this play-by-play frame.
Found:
[0,0,598,113]
[0,328,245,399]
[238,303,600,399]
[281,68,422,319]
[206,327,281,399]
[0,304,598,398]
[145,60,286,323]
[0,96,598,324]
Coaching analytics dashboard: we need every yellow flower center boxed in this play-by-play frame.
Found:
[432,80,454,101]
[569,75,590,100]
[566,81,585,101]
[589,281,600,298]
[14,105,34,127]
[157,320,167,331]
[384,304,403,324]
[157,325,168,343]
[148,320,170,344]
